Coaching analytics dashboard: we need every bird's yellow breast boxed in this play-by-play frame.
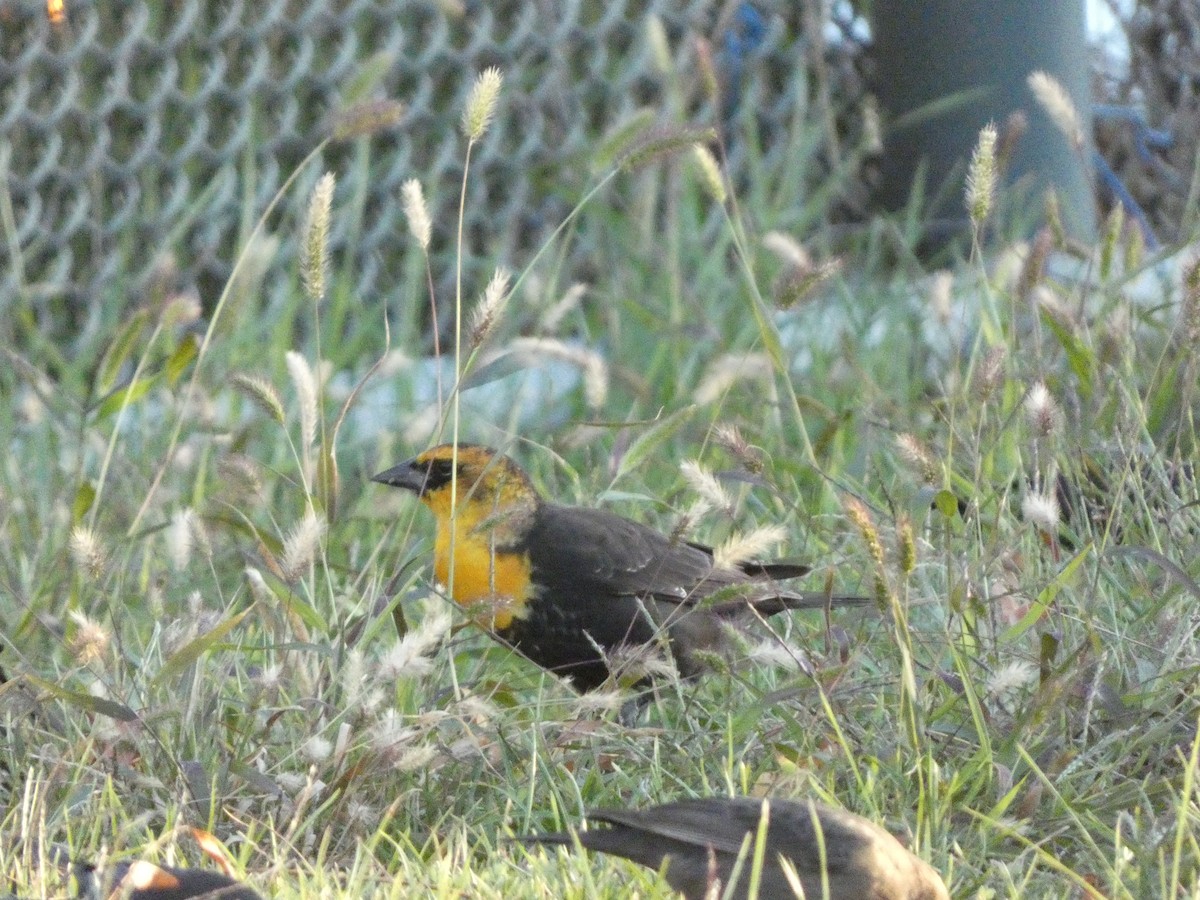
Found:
[432,525,533,631]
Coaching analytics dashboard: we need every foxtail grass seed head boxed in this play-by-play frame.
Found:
[282,509,327,582]
[694,352,773,406]
[691,144,726,205]
[401,179,432,251]
[380,606,452,680]
[539,282,588,332]
[680,459,733,515]
[218,453,264,501]
[713,423,764,474]
[1022,490,1060,534]
[695,36,720,107]
[715,524,786,569]
[965,122,998,228]
[774,257,841,309]
[1028,71,1085,151]
[230,373,286,425]
[898,514,917,576]
[469,267,511,350]
[620,125,717,172]
[68,611,110,665]
[998,110,1028,173]
[1024,381,1060,438]
[761,231,810,268]
[1017,228,1053,303]
[331,98,405,141]
[160,291,202,329]
[244,566,272,605]
[843,496,889,610]
[507,337,609,409]
[167,508,195,572]
[670,498,713,544]
[285,351,319,451]
[988,660,1038,698]
[974,345,1007,401]
[300,172,334,303]
[69,525,107,580]
[646,15,672,75]
[928,270,953,326]
[462,67,503,141]
[1044,190,1066,246]
[1183,257,1200,343]
[1100,202,1124,280]
[896,433,937,485]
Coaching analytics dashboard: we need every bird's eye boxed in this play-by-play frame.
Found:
[424,458,458,487]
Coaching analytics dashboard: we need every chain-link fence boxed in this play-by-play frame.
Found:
[1,0,1194,345]
[3,1,868,341]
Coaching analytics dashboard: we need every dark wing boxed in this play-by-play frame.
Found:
[525,504,863,613]
[587,797,769,854]
[524,504,718,601]
[589,797,874,873]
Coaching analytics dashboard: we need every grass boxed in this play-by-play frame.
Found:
[3,59,1200,900]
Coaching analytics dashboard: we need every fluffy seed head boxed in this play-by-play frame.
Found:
[713,423,764,474]
[300,172,334,303]
[379,606,451,680]
[68,611,111,664]
[282,509,327,581]
[974,346,1007,401]
[1028,71,1085,151]
[714,524,786,569]
[69,526,107,580]
[167,508,195,572]
[1022,490,1060,534]
[469,267,511,350]
[402,179,432,251]
[965,122,998,227]
[230,373,285,425]
[680,459,733,515]
[286,351,319,451]
[462,67,503,141]
[1024,382,1060,438]
[988,660,1038,697]
[691,144,726,205]
[331,98,405,141]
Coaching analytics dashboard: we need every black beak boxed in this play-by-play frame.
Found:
[371,458,429,494]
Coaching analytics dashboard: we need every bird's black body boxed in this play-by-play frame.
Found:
[507,502,838,691]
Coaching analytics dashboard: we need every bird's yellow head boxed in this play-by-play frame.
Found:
[373,444,540,626]
[372,443,541,547]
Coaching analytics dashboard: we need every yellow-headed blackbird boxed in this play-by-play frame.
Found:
[519,796,949,900]
[373,444,863,692]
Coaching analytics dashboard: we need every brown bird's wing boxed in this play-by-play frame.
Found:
[526,797,949,900]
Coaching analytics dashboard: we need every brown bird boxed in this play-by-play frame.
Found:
[518,795,949,900]
[373,444,864,692]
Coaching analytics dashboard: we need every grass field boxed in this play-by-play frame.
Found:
[3,67,1200,899]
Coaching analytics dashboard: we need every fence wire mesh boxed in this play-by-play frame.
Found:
[3,1,871,338]
[1,1,1194,342]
